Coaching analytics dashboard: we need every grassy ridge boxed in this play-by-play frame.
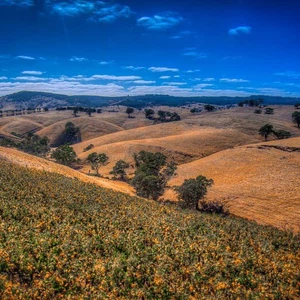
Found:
[0,160,299,299]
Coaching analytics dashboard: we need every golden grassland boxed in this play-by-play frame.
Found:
[0,146,134,196]
[164,137,300,232]
[0,160,299,299]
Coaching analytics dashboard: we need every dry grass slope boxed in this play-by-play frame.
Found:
[165,137,300,232]
[0,147,134,195]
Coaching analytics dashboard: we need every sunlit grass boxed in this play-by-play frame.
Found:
[0,160,299,299]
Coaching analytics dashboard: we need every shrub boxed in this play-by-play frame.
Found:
[264,107,274,115]
[254,109,262,114]
[83,144,94,152]
[274,130,291,139]
[198,200,227,214]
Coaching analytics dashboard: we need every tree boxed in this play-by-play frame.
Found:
[259,124,274,140]
[204,104,215,112]
[51,145,77,166]
[294,103,300,109]
[86,108,93,117]
[19,133,50,157]
[126,107,134,118]
[292,111,300,128]
[73,108,79,117]
[110,160,130,181]
[144,108,155,119]
[170,112,181,121]
[175,175,214,210]
[87,152,109,176]
[63,122,81,145]
[157,110,167,122]
[131,151,176,200]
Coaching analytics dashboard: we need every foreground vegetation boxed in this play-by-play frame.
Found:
[0,160,299,299]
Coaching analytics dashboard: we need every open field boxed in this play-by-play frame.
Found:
[0,105,299,232]
[164,137,300,231]
[0,160,299,299]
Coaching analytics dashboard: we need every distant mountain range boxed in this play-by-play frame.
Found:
[0,91,299,110]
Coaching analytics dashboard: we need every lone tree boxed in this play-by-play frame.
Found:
[63,122,81,145]
[144,108,155,119]
[51,144,77,166]
[131,151,177,200]
[259,124,274,140]
[126,107,134,118]
[292,111,300,128]
[204,104,216,112]
[175,175,214,210]
[87,152,109,176]
[110,160,130,181]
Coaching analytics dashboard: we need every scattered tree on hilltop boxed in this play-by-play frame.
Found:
[204,104,216,112]
[51,144,77,166]
[87,152,109,176]
[110,160,130,181]
[126,107,134,118]
[131,151,177,200]
[264,107,274,115]
[259,124,274,141]
[144,108,155,119]
[292,111,300,128]
[175,175,214,210]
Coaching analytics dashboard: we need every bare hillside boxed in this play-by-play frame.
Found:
[164,137,300,231]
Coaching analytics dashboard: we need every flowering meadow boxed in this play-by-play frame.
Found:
[0,160,299,299]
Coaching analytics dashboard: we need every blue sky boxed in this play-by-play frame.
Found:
[0,0,300,97]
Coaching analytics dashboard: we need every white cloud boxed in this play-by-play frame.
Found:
[149,67,179,72]
[171,30,192,39]
[93,4,132,23]
[274,71,300,78]
[16,55,35,60]
[124,66,145,71]
[132,80,156,84]
[159,76,171,79]
[0,76,8,80]
[174,75,180,78]
[228,26,252,35]
[186,69,201,73]
[163,82,187,86]
[70,56,88,62]
[203,78,215,82]
[194,84,214,89]
[183,51,207,59]
[220,78,250,83]
[13,76,48,81]
[91,75,141,81]
[22,71,43,75]
[0,0,33,7]
[137,12,183,30]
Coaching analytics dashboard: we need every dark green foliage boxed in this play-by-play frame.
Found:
[190,107,202,113]
[238,99,264,107]
[60,122,81,145]
[273,130,292,139]
[254,109,262,114]
[259,124,274,140]
[157,110,181,122]
[96,108,102,113]
[83,144,94,152]
[18,133,50,156]
[264,107,274,114]
[204,104,216,112]
[175,175,214,210]
[292,111,300,127]
[87,152,109,176]
[125,107,134,117]
[294,103,300,109]
[51,144,77,166]
[198,200,227,214]
[131,151,176,200]
[144,108,155,119]
[110,160,130,181]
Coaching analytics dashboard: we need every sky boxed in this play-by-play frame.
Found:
[0,0,300,97]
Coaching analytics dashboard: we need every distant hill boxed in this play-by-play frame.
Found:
[0,90,299,110]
